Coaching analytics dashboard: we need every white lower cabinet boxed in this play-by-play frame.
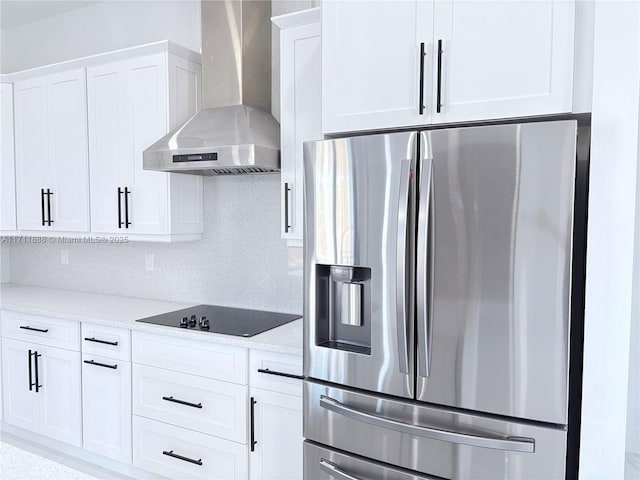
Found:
[249,350,303,480]
[82,353,132,463]
[1,337,82,446]
[249,388,303,480]
[133,415,248,480]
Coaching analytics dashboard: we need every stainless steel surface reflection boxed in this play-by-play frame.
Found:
[304,381,567,480]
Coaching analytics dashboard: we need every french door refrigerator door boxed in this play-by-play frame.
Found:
[305,381,568,480]
[303,132,417,399]
[415,120,578,425]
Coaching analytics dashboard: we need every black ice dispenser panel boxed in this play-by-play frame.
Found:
[315,265,371,355]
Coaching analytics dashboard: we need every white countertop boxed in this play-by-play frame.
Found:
[0,283,303,356]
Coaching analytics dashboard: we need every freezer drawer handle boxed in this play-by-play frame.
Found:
[319,459,362,480]
[162,450,203,466]
[319,396,535,453]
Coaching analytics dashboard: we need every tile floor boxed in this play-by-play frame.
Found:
[0,433,131,480]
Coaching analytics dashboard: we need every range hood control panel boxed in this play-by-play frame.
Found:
[173,152,218,163]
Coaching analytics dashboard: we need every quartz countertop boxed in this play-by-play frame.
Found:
[0,283,303,356]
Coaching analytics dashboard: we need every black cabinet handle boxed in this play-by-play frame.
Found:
[117,187,123,228]
[257,368,304,380]
[40,189,46,226]
[162,450,202,466]
[250,396,257,452]
[84,337,119,346]
[284,183,290,233]
[436,39,443,113]
[124,187,131,228]
[419,42,426,115]
[34,351,41,392]
[20,326,49,333]
[84,359,118,370]
[162,396,202,409]
[28,350,34,391]
[47,189,54,225]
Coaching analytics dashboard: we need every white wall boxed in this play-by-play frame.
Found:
[580,1,640,477]
[0,245,9,284]
[0,1,201,74]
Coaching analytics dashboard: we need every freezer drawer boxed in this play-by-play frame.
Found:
[304,441,438,480]
[304,381,567,479]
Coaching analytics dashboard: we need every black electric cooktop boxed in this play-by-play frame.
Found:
[136,305,300,337]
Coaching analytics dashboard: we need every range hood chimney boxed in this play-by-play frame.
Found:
[143,0,280,175]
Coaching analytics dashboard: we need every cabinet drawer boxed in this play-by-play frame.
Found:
[133,415,248,480]
[1,311,80,351]
[250,350,303,396]
[81,324,131,361]
[133,363,247,443]
[132,331,247,384]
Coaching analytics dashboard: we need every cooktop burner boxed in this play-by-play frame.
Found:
[136,305,300,337]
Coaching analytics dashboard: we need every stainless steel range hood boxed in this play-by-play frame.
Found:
[143,0,280,175]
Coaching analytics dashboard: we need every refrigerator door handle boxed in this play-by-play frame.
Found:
[417,155,433,378]
[396,159,411,375]
[319,395,535,453]
[319,459,362,480]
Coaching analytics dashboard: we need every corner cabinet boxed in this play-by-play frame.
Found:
[14,69,90,232]
[322,0,575,134]
[87,50,204,241]
[0,82,16,233]
[273,8,323,246]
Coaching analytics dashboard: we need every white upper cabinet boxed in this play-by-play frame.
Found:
[322,0,434,133]
[322,0,575,133]
[87,49,203,240]
[274,8,323,245]
[0,83,17,233]
[14,69,90,232]
[432,0,575,123]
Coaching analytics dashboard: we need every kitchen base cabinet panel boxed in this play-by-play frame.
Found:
[249,388,303,480]
[2,338,40,432]
[133,415,248,480]
[133,363,247,443]
[82,354,132,463]
[1,337,81,446]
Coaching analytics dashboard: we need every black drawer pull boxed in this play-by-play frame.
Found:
[84,337,119,346]
[20,326,49,333]
[162,396,202,409]
[162,450,202,466]
[257,368,304,380]
[84,359,118,370]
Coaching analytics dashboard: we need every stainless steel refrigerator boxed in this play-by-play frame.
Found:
[302,119,588,479]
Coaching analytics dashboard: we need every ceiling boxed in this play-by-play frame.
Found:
[0,1,102,29]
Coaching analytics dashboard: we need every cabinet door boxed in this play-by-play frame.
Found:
[432,0,575,123]
[14,77,51,230]
[47,69,90,231]
[125,54,170,235]
[82,354,132,463]
[38,345,82,446]
[322,0,434,133]
[87,62,130,234]
[1,338,39,432]
[250,388,303,480]
[280,22,322,243]
[0,83,16,232]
